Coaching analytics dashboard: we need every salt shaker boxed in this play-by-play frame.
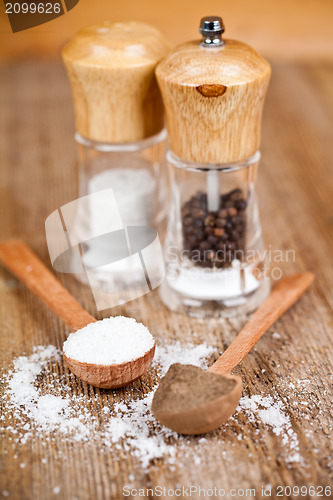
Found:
[62,22,171,296]
[156,16,271,317]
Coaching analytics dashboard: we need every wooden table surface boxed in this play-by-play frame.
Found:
[0,61,332,499]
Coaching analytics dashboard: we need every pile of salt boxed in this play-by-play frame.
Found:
[63,316,155,365]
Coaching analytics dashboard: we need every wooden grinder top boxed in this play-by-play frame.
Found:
[62,22,171,143]
[156,17,271,164]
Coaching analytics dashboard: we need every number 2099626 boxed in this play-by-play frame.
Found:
[6,2,61,14]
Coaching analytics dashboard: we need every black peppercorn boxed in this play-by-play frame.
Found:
[181,188,247,268]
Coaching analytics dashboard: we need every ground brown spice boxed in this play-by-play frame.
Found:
[152,363,237,414]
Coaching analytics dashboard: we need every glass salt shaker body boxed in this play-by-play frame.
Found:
[156,17,272,317]
[62,22,170,298]
[73,130,167,288]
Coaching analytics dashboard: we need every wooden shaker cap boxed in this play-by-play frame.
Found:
[62,22,171,143]
[156,39,271,163]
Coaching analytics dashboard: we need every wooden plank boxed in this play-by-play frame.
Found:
[0,62,332,499]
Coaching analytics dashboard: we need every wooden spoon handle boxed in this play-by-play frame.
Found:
[0,239,96,331]
[208,272,314,376]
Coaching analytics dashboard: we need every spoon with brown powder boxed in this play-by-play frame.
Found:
[152,272,314,434]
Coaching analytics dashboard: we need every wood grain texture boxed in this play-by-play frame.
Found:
[0,240,96,332]
[156,39,271,163]
[62,21,171,143]
[209,272,315,375]
[0,61,333,499]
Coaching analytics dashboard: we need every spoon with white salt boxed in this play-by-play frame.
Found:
[0,240,155,388]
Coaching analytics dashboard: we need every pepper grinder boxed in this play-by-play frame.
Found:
[62,22,171,296]
[156,16,271,317]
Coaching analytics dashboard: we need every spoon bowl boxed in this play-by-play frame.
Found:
[63,343,155,389]
[153,371,242,435]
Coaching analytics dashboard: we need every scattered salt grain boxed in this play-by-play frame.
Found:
[2,491,9,497]
[53,487,61,495]
[238,395,301,463]
[272,332,281,339]
[154,340,214,375]
[2,339,306,470]
[2,340,214,470]
[63,317,154,364]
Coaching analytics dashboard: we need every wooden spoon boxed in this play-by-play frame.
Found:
[152,272,314,434]
[0,239,155,388]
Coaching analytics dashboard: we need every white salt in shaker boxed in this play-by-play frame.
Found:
[62,22,171,294]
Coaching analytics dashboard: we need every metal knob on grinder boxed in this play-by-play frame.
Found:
[199,16,225,46]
